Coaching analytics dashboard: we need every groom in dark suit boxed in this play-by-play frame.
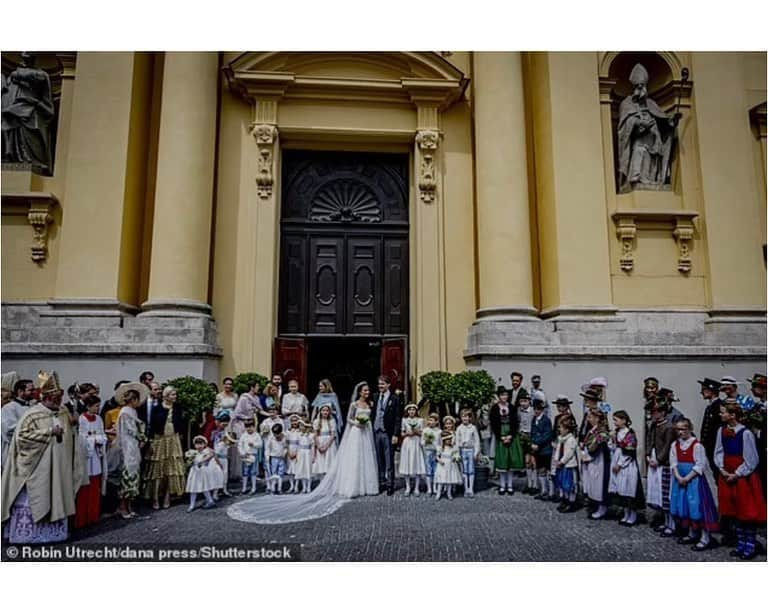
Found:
[371,375,402,495]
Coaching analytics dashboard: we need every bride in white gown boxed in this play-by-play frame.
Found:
[227,381,380,524]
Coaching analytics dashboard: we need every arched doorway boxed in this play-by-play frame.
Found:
[274,149,409,406]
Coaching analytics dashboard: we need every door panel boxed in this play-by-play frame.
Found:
[309,237,344,334]
[383,237,409,335]
[273,337,308,393]
[380,337,407,395]
[278,235,308,335]
[347,237,381,335]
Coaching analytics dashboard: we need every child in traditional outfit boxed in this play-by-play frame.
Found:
[399,403,426,496]
[238,420,263,495]
[434,430,462,500]
[294,420,315,493]
[530,397,553,500]
[213,430,236,499]
[421,413,442,495]
[646,400,678,536]
[75,396,107,529]
[517,390,538,495]
[608,410,644,527]
[715,399,766,560]
[285,414,302,493]
[670,418,719,551]
[554,416,579,512]
[549,395,575,503]
[490,387,521,495]
[266,423,288,494]
[456,409,481,497]
[312,404,338,476]
[185,435,221,512]
[579,408,611,519]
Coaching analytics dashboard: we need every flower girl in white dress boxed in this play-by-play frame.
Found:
[312,404,338,476]
[294,421,315,493]
[434,429,462,500]
[399,403,426,496]
[186,435,223,512]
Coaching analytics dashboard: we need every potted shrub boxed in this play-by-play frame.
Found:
[451,369,497,413]
[163,376,217,448]
[418,371,454,419]
[232,372,269,396]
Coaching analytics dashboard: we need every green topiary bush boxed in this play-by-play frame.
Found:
[162,375,218,424]
[451,369,497,410]
[419,371,454,405]
[232,372,269,396]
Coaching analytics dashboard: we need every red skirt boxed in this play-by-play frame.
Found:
[75,475,102,529]
[718,470,766,524]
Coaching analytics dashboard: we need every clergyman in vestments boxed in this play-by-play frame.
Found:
[2,371,85,543]
[616,63,680,193]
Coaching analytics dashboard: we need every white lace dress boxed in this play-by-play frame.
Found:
[227,399,380,524]
[312,417,338,475]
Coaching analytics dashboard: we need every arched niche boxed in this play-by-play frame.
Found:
[599,51,691,194]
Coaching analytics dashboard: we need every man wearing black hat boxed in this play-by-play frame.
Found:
[698,378,723,480]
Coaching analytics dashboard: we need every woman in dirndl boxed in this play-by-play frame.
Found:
[490,386,521,495]
[608,410,645,527]
[143,386,186,509]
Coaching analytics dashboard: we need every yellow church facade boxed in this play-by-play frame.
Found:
[2,51,765,425]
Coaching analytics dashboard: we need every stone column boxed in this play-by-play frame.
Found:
[691,52,766,317]
[54,52,153,313]
[526,52,615,317]
[473,52,536,319]
[141,52,219,316]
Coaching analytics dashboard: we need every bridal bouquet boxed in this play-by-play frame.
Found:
[356,415,370,427]
[452,451,461,463]
[407,419,420,434]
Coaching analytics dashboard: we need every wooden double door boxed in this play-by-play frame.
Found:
[275,150,410,396]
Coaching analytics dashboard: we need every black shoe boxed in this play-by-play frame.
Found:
[739,551,758,561]
[506,489,515,495]
[561,503,577,513]
[386,487,395,496]
[677,536,698,545]
[729,548,743,557]
[692,541,713,552]
[557,503,568,512]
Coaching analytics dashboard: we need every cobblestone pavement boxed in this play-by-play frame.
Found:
[70,484,766,562]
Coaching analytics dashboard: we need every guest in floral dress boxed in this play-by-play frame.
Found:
[111,383,148,519]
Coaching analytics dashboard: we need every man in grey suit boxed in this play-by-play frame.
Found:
[371,375,402,496]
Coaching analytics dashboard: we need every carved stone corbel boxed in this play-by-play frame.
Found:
[415,129,439,204]
[251,123,278,199]
[673,216,695,273]
[28,203,54,262]
[614,214,637,272]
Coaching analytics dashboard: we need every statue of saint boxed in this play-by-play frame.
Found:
[617,63,681,194]
[2,52,55,175]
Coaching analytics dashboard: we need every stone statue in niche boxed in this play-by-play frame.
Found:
[617,63,681,194]
[2,52,55,175]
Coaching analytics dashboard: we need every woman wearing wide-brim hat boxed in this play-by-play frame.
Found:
[109,382,149,519]
[142,385,187,509]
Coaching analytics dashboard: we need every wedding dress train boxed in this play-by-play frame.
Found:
[227,384,379,525]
